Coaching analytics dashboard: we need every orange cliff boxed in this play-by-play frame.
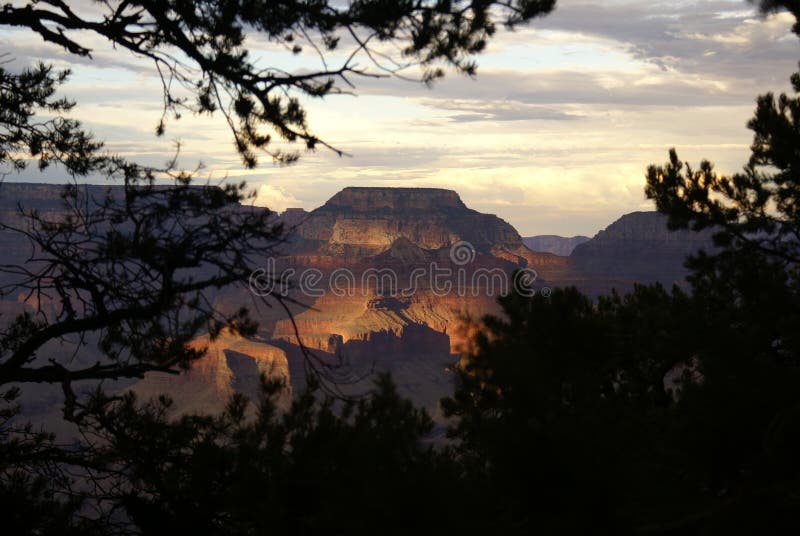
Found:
[240,187,578,407]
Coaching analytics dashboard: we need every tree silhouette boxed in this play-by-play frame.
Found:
[2,372,475,535]
[441,284,707,533]
[641,7,800,530]
[79,374,462,535]
[0,0,556,166]
[0,61,101,177]
[645,1,800,270]
[438,4,800,533]
[0,59,285,392]
[0,2,561,532]
[0,176,283,390]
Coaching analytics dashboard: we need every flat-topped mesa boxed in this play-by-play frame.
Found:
[323,187,466,212]
[292,186,531,257]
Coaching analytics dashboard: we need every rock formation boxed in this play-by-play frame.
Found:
[130,330,291,414]
[285,187,565,269]
[570,211,715,292]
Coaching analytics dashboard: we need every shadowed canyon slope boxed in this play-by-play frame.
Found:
[569,211,716,292]
[1,183,715,423]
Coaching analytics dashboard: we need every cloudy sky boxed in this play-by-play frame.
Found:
[2,0,798,236]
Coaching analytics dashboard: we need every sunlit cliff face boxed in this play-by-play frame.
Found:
[292,187,522,255]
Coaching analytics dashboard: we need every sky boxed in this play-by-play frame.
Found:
[2,0,798,236]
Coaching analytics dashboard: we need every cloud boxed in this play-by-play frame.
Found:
[341,1,796,107]
[538,1,797,84]
[422,99,584,122]
[252,184,303,212]
[0,27,155,75]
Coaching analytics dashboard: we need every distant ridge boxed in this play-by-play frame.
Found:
[523,235,590,256]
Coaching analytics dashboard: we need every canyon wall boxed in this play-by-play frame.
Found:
[1,183,716,424]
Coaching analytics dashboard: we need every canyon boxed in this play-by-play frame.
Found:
[0,183,716,424]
